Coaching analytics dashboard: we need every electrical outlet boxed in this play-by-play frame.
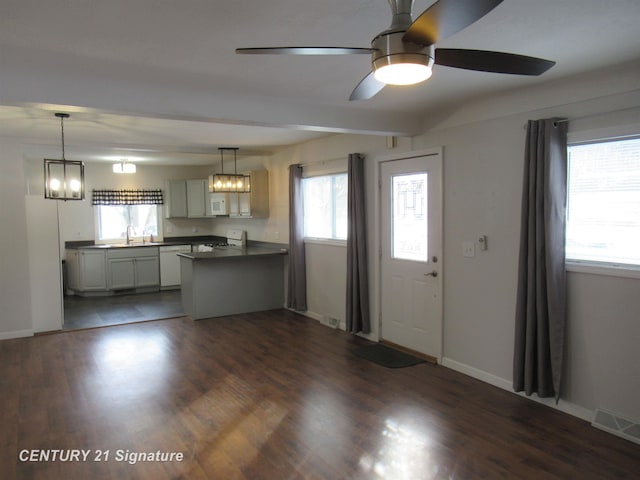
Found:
[462,241,475,258]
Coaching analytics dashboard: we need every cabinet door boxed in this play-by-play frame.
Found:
[135,256,160,287]
[238,193,251,216]
[187,179,206,217]
[108,258,136,290]
[165,180,188,218]
[228,193,240,216]
[80,250,107,290]
[65,250,80,290]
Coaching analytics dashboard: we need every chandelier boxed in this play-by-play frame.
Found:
[44,113,85,201]
[208,147,250,193]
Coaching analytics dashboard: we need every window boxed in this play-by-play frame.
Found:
[392,173,428,261]
[566,137,640,268]
[96,205,159,242]
[303,173,348,240]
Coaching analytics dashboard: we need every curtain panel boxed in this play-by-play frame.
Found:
[346,153,371,334]
[513,118,568,401]
[287,164,307,311]
[92,189,163,205]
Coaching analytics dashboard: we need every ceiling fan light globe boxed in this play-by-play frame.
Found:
[374,62,432,85]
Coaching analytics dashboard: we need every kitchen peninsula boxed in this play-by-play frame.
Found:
[178,245,287,320]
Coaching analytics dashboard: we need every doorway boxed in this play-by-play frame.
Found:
[379,151,443,360]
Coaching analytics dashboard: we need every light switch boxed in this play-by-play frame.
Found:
[478,235,488,251]
[462,241,475,258]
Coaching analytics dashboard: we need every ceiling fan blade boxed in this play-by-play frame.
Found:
[435,49,555,75]
[236,47,373,55]
[404,0,504,46]
[349,72,385,101]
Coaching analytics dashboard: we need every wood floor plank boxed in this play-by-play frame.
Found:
[1,310,638,479]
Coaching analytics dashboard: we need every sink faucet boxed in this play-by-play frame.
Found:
[126,224,136,245]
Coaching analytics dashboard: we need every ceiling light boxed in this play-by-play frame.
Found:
[373,53,433,86]
[44,113,85,201]
[209,148,250,193]
[113,159,136,174]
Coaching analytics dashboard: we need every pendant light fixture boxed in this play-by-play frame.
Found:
[44,113,85,201]
[208,147,251,193]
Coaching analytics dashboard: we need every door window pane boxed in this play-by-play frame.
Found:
[392,173,428,261]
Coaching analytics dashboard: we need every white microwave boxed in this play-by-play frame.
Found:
[209,193,229,216]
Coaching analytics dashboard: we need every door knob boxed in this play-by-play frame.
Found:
[424,270,438,277]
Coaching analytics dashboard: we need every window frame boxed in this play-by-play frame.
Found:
[565,134,640,279]
[302,171,348,246]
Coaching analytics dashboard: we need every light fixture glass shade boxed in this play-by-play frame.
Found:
[44,158,85,200]
[208,147,251,193]
[373,62,432,85]
[208,174,250,193]
[113,162,136,174]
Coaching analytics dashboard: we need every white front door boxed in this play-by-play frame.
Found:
[379,152,442,359]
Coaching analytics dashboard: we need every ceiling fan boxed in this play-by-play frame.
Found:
[236,0,555,101]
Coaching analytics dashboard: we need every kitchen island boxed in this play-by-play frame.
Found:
[178,245,288,320]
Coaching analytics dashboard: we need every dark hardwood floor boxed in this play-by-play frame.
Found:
[1,310,638,479]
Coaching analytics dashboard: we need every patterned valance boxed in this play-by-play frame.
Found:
[92,189,164,205]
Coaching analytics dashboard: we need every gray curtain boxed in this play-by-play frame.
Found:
[287,164,307,311]
[513,119,568,401]
[346,153,370,334]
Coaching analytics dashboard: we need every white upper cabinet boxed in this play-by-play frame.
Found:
[229,170,269,218]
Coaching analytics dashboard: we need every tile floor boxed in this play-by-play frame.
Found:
[62,289,184,331]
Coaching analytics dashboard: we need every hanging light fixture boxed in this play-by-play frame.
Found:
[208,147,251,193]
[113,158,136,174]
[44,113,85,201]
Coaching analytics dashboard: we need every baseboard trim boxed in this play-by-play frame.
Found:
[0,329,34,340]
[441,357,593,423]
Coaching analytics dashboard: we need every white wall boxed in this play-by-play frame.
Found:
[0,138,33,338]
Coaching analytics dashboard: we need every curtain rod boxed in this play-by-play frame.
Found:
[297,156,347,168]
[522,117,568,129]
[523,105,640,129]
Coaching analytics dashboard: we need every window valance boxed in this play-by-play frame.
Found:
[92,189,164,205]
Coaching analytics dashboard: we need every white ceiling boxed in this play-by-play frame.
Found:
[2,0,640,165]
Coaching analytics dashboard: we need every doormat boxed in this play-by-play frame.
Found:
[353,344,425,368]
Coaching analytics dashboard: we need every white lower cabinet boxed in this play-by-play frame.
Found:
[107,247,160,290]
[67,246,161,294]
[66,249,107,292]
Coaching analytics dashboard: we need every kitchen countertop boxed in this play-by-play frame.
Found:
[69,242,168,249]
[178,246,288,260]
[65,237,287,252]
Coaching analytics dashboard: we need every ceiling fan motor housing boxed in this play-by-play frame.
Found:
[371,30,434,74]
[372,0,433,79]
